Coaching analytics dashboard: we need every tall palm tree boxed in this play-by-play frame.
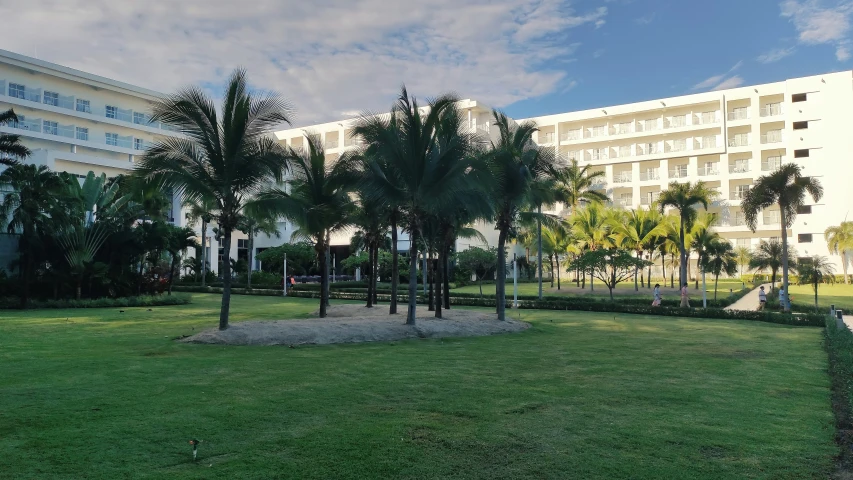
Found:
[796,255,836,312]
[249,133,359,317]
[183,197,217,286]
[552,159,609,213]
[689,212,719,290]
[238,210,281,290]
[350,184,390,309]
[353,87,481,325]
[657,181,716,288]
[135,69,293,330]
[734,246,752,280]
[702,239,738,300]
[164,226,198,295]
[825,221,853,284]
[0,109,31,167]
[0,164,67,307]
[571,202,613,292]
[742,164,823,310]
[486,110,554,320]
[610,206,666,291]
[749,239,796,287]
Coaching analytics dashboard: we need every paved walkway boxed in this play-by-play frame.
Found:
[724,283,771,311]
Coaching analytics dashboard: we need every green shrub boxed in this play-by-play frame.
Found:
[825,313,853,473]
[0,294,192,310]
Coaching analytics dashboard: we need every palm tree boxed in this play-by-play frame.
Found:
[0,164,67,307]
[657,181,716,288]
[183,197,217,286]
[825,221,853,284]
[689,212,719,290]
[552,159,609,213]
[0,109,31,167]
[703,239,738,300]
[353,87,481,325]
[571,202,613,291]
[237,210,281,290]
[249,133,358,317]
[486,111,554,320]
[749,239,796,287]
[734,246,752,280]
[350,184,390,309]
[742,164,823,310]
[164,226,198,295]
[796,255,836,312]
[135,69,293,330]
[610,206,666,291]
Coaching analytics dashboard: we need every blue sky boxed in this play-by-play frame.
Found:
[2,0,851,125]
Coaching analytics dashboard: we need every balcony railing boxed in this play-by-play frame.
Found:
[665,117,687,129]
[615,197,633,207]
[759,104,783,117]
[760,132,783,144]
[761,159,782,171]
[589,151,608,161]
[539,133,556,144]
[729,164,750,174]
[6,117,148,151]
[763,213,781,225]
[590,181,607,190]
[728,216,746,226]
[640,193,661,205]
[613,173,633,184]
[728,136,749,147]
[728,109,749,121]
[667,142,687,153]
[699,138,717,149]
[639,170,659,181]
[668,168,688,179]
[697,166,719,176]
[325,140,339,149]
[730,190,749,200]
[560,130,581,141]
[610,125,632,135]
[14,118,42,132]
[695,113,718,124]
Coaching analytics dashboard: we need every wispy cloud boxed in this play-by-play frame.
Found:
[780,0,853,61]
[692,62,744,91]
[756,46,796,63]
[634,13,656,25]
[0,0,609,125]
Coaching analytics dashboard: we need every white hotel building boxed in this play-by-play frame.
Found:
[276,71,853,272]
[1,47,850,274]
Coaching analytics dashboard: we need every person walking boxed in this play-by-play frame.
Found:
[680,283,690,308]
[652,284,662,306]
[758,285,767,311]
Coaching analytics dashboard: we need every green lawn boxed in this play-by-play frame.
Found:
[452,277,747,298]
[0,294,835,479]
[789,282,853,312]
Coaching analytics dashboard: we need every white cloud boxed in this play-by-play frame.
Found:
[756,47,796,63]
[593,49,606,58]
[0,0,608,126]
[634,13,656,25]
[780,0,853,61]
[692,61,744,91]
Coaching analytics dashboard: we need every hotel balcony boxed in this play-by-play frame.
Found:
[730,190,750,201]
[763,212,781,225]
[760,131,784,144]
[761,158,783,171]
[759,104,783,118]
[615,197,633,207]
[729,164,750,174]
[727,109,750,121]
[668,167,688,179]
[5,116,146,152]
[560,130,581,142]
[613,172,633,184]
[640,192,661,205]
[639,170,660,181]
[728,136,750,148]
[697,166,719,176]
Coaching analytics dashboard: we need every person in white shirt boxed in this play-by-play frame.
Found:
[652,284,661,306]
[758,285,767,310]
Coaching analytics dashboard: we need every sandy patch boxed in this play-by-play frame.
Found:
[182,304,529,346]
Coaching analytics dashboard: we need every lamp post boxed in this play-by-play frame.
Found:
[282,252,287,297]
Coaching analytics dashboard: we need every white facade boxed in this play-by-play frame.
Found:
[274,71,853,271]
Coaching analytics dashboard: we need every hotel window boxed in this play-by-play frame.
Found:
[731,159,749,173]
[701,111,716,124]
[615,122,631,134]
[591,148,607,160]
[734,184,751,199]
[237,239,249,261]
[134,138,148,150]
[644,142,658,155]
[618,145,631,158]
[794,149,810,158]
[736,238,751,248]
[702,135,716,148]
[644,119,658,131]
[105,105,118,119]
[731,107,748,120]
[42,120,58,135]
[798,234,813,243]
[76,127,89,141]
[105,132,119,146]
[565,150,579,161]
[792,93,807,103]
[43,91,59,107]
[76,99,91,113]
[133,112,148,125]
[669,115,686,128]
[762,155,782,171]
[671,139,686,151]
[793,121,808,130]
[8,83,25,99]
[797,205,812,215]
[591,125,606,137]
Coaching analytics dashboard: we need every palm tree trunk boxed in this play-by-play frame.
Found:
[814,283,819,312]
[325,240,331,307]
[556,256,561,290]
[843,251,849,284]
[219,230,233,329]
[647,261,652,288]
[390,216,399,314]
[497,228,508,321]
[670,253,675,288]
[428,250,434,312]
[372,244,379,305]
[537,205,543,300]
[779,205,790,311]
[714,274,719,301]
[443,244,451,310]
[661,253,666,284]
[679,217,687,288]
[366,243,374,308]
[695,256,700,290]
[318,240,328,318]
[549,254,555,287]
[405,228,418,325]
[200,221,207,287]
[137,258,145,296]
[247,230,254,290]
[634,250,640,291]
[435,244,444,319]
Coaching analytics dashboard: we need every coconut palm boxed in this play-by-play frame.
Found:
[571,202,614,292]
[734,246,752,279]
[689,212,719,290]
[0,164,68,307]
[796,255,836,312]
[742,164,823,310]
[702,239,738,300]
[657,181,717,288]
[486,110,555,320]
[352,87,480,325]
[552,159,609,213]
[164,226,198,295]
[0,109,30,167]
[610,206,666,291]
[749,239,797,287]
[249,133,359,317]
[135,69,293,330]
[183,197,218,286]
[237,210,281,290]
[825,221,853,284]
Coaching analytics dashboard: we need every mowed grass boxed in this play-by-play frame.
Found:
[788,282,853,312]
[0,294,835,479]
[451,277,747,298]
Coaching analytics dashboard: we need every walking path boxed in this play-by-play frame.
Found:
[724,283,771,311]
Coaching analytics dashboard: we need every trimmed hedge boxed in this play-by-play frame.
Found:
[0,294,192,310]
[825,313,853,474]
